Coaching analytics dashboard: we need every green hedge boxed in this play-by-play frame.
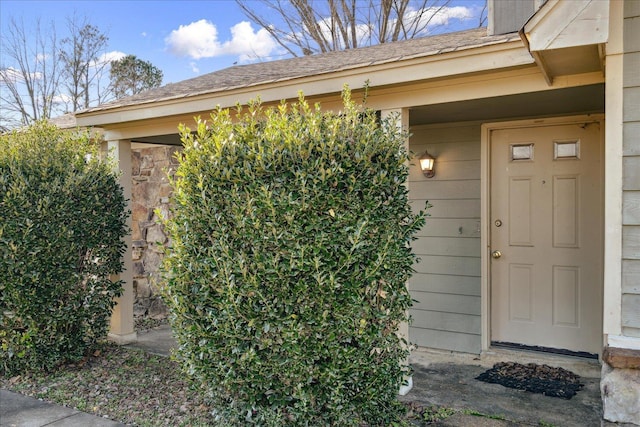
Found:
[0,122,128,374]
[162,88,425,425]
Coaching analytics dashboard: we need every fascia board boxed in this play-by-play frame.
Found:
[77,41,531,128]
[93,68,604,142]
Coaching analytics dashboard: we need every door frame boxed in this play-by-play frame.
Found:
[480,114,605,353]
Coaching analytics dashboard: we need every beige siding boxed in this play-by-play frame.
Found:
[623,192,640,224]
[622,260,640,294]
[624,122,640,155]
[621,7,640,337]
[408,123,481,354]
[408,274,480,296]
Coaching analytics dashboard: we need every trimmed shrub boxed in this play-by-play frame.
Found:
[162,88,425,425]
[0,122,128,374]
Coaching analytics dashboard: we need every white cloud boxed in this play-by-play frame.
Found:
[52,93,72,104]
[100,50,127,63]
[0,67,42,83]
[373,5,475,40]
[92,51,126,67]
[141,31,148,37]
[310,5,476,49]
[165,6,473,62]
[424,6,475,27]
[35,53,49,63]
[189,61,200,73]
[165,19,221,59]
[0,67,25,83]
[223,21,277,61]
[165,19,278,62]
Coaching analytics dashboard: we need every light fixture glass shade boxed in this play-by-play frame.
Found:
[419,151,435,178]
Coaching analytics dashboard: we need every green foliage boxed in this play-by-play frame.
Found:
[421,406,456,423]
[162,87,425,425]
[0,121,128,374]
[109,54,163,99]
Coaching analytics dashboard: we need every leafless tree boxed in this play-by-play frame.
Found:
[236,0,454,57]
[0,15,122,130]
[0,18,61,128]
[478,0,488,28]
[59,14,110,111]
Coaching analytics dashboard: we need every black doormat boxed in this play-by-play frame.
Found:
[475,362,583,399]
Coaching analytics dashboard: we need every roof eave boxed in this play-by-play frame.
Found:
[76,38,530,128]
[519,0,609,86]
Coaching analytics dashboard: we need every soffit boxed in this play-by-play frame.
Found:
[410,83,604,125]
[110,82,604,145]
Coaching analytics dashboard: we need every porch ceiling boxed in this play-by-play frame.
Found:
[125,84,604,144]
[131,134,183,146]
[409,84,604,126]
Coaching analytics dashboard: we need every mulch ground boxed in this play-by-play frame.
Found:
[475,362,583,399]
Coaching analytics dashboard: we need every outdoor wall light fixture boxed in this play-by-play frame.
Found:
[419,150,436,178]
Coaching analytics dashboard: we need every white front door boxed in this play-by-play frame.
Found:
[490,120,603,356]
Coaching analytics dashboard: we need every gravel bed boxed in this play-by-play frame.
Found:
[0,343,213,426]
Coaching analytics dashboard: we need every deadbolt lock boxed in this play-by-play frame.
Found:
[491,250,502,259]
[494,219,502,227]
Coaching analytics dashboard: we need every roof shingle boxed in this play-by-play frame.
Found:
[81,28,518,114]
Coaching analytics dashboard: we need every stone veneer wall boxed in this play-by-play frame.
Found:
[131,145,181,320]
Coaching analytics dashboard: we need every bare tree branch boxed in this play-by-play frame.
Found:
[0,15,116,129]
[237,0,456,57]
[0,18,61,128]
[59,14,110,111]
[479,0,488,28]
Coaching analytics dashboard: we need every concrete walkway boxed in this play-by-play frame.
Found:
[0,389,125,427]
[128,326,612,427]
[1,325,624,426]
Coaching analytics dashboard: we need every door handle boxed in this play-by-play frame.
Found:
[491,250,502,259]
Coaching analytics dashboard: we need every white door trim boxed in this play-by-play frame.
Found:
[480,114,605,353]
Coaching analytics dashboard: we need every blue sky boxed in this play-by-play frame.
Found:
[1,0,486,85]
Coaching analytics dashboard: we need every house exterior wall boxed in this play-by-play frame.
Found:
[621,0,640,338]
[601,1,640,425]
[408,123,482,354]
[130,145,181,320]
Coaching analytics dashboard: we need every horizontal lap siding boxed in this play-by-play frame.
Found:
[415,256,481,277]
[408,123,481,354]
[408,274,480,296]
